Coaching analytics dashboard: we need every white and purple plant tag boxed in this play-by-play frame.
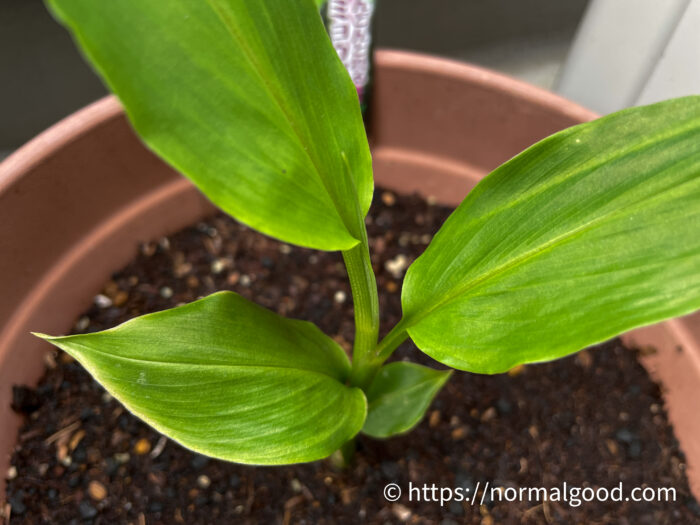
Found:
[321,0,375,113]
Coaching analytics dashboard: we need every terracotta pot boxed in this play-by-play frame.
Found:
[1,50,698,501]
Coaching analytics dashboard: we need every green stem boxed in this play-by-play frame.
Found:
[335,224,410,465]
[341,438,355,465]
[343,233,380,389]
[374,319,409,362]
[330,438,356,469]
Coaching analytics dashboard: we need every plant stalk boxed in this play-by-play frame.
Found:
[336,223,411,467]
[343,232,380,390]
[330,438,356,469]
[374,320,409,362]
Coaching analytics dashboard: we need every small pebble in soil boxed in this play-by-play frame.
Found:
[211,258,227,274]
[93,294,112,308]
[196,475,211,489]
[190,454,209,469]
[78,500,98,519]
[381,191,396,206]
[75,316,90,332]
[133,438,151,455]
[150,435,168,458]
[496,398,512,414]
[88,480,107,501]
[451,426,469,440]
[480,407,497,422]
[113,290,129,306]
[392,503,411,520]
[385,253,409,279]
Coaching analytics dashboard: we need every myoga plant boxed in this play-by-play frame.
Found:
[37,0,700,466]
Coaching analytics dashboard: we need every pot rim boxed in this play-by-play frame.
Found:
[375,49,596,123]
[0,97,123,195]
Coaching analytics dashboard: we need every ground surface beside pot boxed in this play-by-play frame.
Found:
[6,189,699,524]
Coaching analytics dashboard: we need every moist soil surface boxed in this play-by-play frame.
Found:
[6,188,700,524]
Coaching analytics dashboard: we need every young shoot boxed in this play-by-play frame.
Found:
[38,0,700,466]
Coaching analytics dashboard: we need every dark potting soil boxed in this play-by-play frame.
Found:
[6,188,699,525]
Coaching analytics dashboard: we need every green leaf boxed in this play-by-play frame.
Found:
[35,292,367,465]
[401,96,700,374]
[362,362,451,438]
[46,0,372,251]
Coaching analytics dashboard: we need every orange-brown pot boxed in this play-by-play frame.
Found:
[1,50,698,500]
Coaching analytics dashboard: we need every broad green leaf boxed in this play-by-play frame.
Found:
[362,362,451,438]
[401,96,700,374]
[46,0,372,251]
[35,292,367,465]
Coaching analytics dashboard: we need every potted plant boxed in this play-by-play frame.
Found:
[2,0,699,521]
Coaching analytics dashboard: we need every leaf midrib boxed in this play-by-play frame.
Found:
[406,137,700,332]
[439,117,700,283]
[207,0,359,239]
[59,339,348,383]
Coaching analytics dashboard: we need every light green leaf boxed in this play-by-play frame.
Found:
[362,362,451,438]
[46,0,372,251]
[401,96,700,374]
[35,292,367,465]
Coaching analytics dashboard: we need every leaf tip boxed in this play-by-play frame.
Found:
[32,332,76,355]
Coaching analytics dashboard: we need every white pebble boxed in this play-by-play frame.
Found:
[385,254,409,279]
[211,258,226,274]
[197,474,211,489]
[334,291,347,304]
[94,294,112,308]
[75,316,90,331]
